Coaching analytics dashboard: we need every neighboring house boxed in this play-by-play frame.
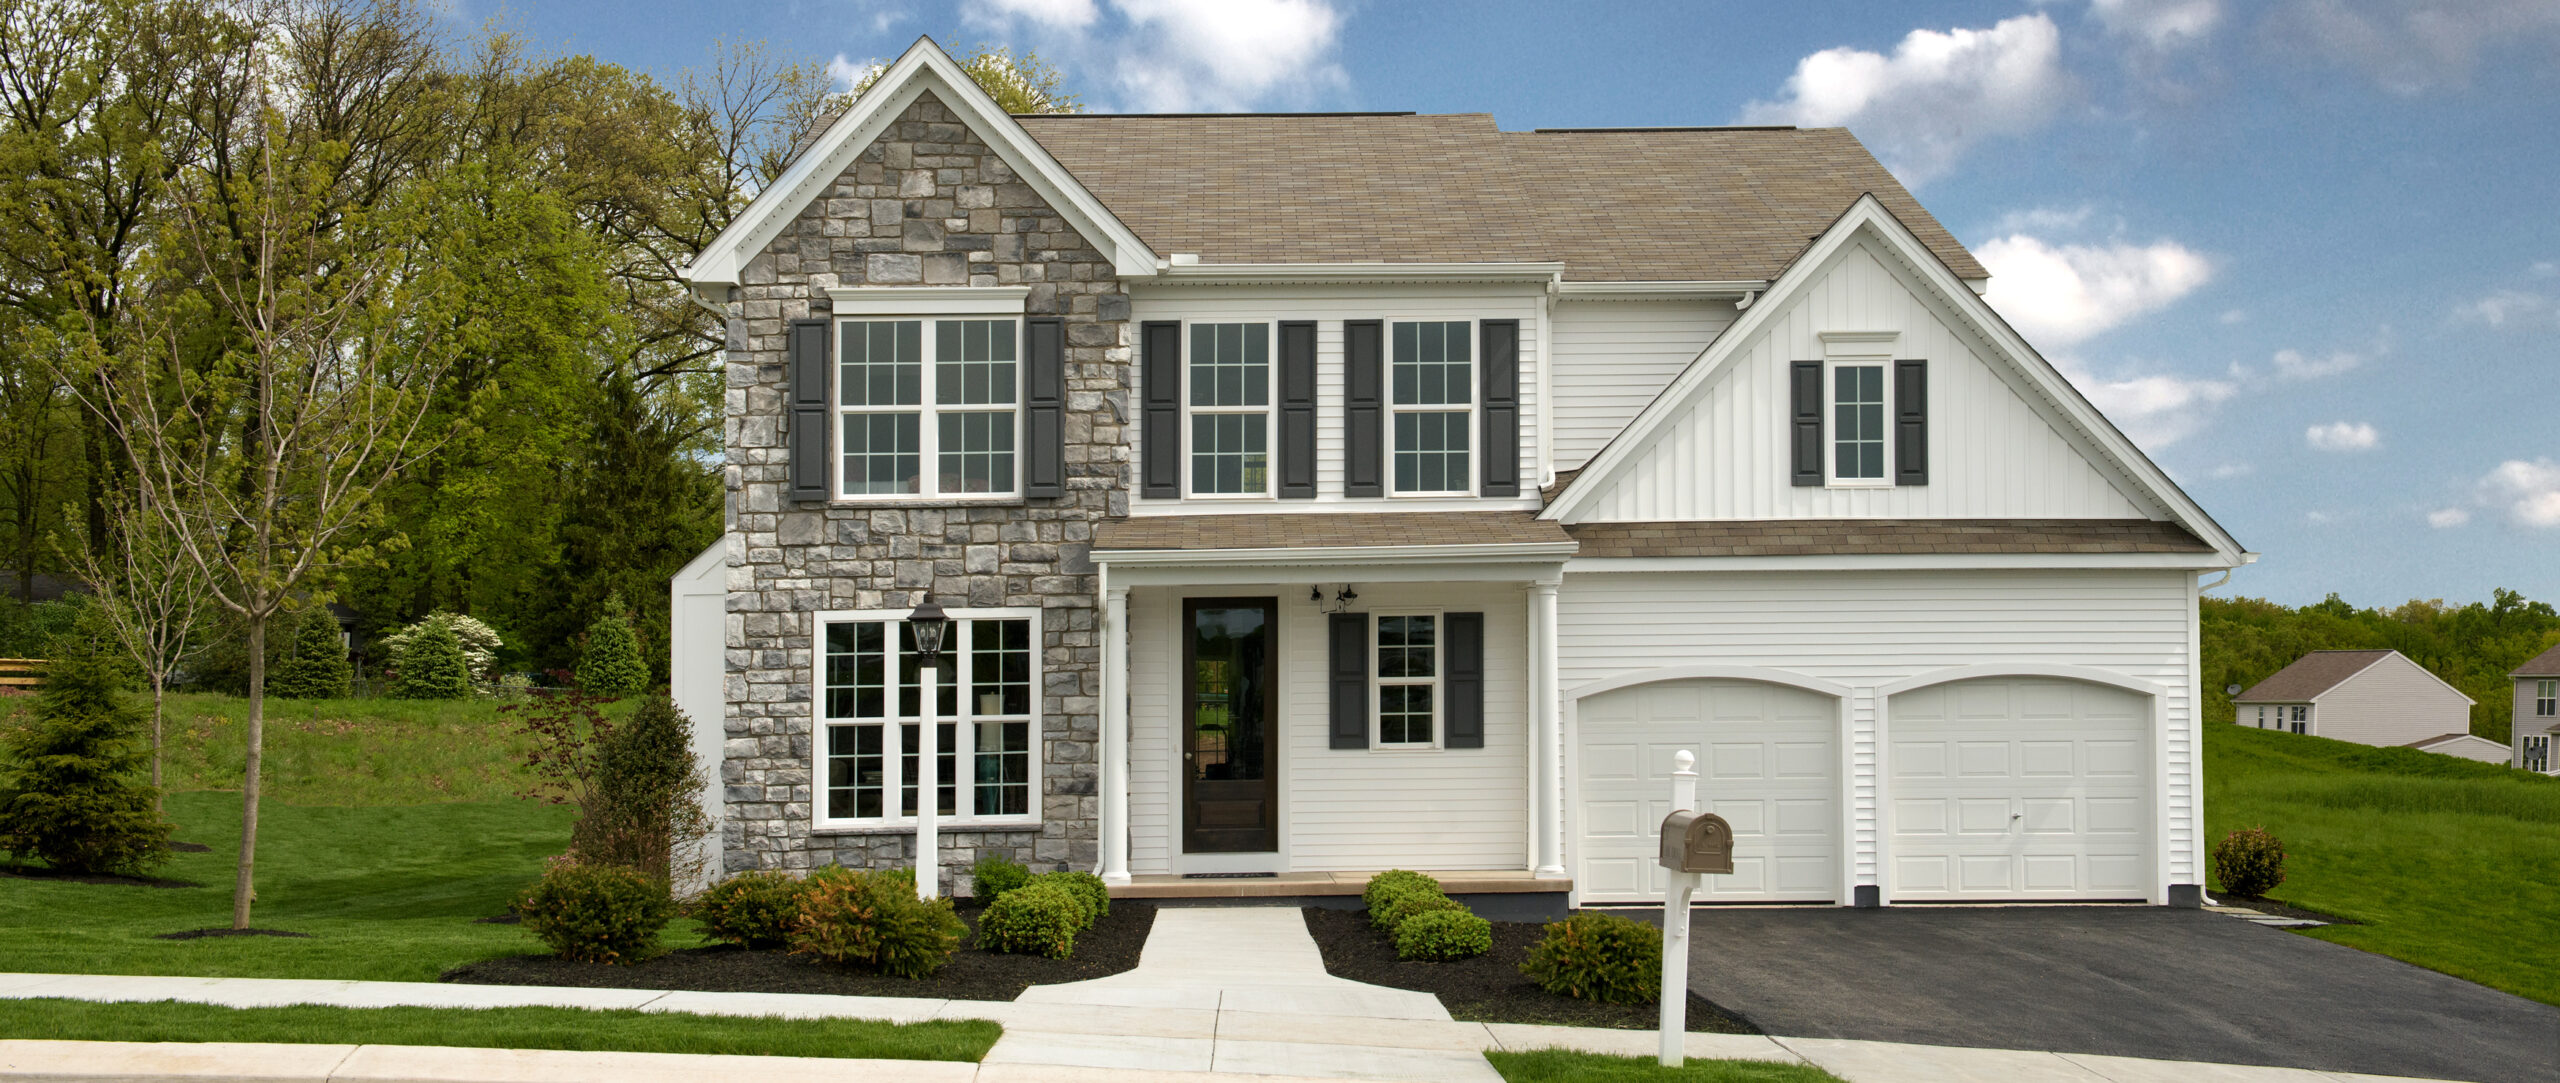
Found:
[2232,650,2485,759]
[668,37,2254,912]
[2510,643,2560,774]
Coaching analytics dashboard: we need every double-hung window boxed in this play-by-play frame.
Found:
[816,610,1037,827]
[1188,323,1271,496]
[1374,613,1440,748]
[1828,361,1889,485]
[2538,679,2557,717]
[1390,321,1473,495]
[2525,735,2550,773]
[837,318,1019,497]
[2289,705,2308,735]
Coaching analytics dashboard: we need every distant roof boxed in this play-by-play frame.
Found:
[1012,114,1985,283]
[2234,650,2399,703]
[2404,733,2501,749]
[2510,642,2560,678]
[1565,519,2209,559]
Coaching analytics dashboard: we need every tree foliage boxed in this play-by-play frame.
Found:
[575,591,647,697]
[570,694,709,883]
[268,608,350,700]
[0,621,170,874]
[2205,588,2560,743]
[391,620,471,700]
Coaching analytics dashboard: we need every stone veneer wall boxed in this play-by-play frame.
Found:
[720,91,1129,892]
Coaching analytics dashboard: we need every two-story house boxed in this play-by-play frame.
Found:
[2510,643,2560,773]
[668,37,2252,914]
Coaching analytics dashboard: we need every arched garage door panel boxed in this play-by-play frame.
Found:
[1889,678,2149,901]
[1578,679,1838,904]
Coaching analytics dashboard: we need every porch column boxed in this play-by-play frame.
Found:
[1532,575,1567,879]
[1100,583,1131,884]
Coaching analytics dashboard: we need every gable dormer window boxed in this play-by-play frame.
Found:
[837,317,1020,498]
[1828,361,1889,485]
[1391,321,1474,495]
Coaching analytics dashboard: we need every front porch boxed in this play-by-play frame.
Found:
[1110,870,1572,921]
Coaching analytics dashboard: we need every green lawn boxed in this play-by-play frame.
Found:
[2204,723,2560,1005]
[0,998,998,1061]
[1487,1050,1843,1083]
[129,692,635,805]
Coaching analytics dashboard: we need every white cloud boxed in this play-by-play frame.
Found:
[1737,15,2068,184]
[2269,348,2362,381]
[2477,459,2560,529]
[2427,507,2471,529]
[2217,308,2247,325]
[828,54,885,93]
[2306,510,2335,525]
[2053,356,2238,448]
[2534,261,2558,279]
[2270,0,2560,95]
[2456,288,2553,327]
[965,0,1098,30]
[2305,420,2379,452]
[2087,0,2222,46]
[2207,462,2253,479]
[1992,205,2097,234]
[964,0,1347,111]
[1979,234,2213,347]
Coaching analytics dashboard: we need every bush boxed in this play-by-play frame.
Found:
[1520,912,1662,1005]
[1363,869,1438,912]
[1395,907,1493,962]
[971,852,1030,900]
[2213,826,2288,898]
[268,609,352,700]
[1021,872,1099,930]
[1043,870,1111,922]
[379,612,503,682]
[692,869,810,949]
[514,862,677,964]
[570,695,711,883]
[391,621,473,700]
[790,865,964,978]
[0,642,170,874]
[1378,889,1464,934]
[976,880,1085,958]
[575,594,649,698]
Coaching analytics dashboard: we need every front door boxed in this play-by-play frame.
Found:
[1183,597,1278,853]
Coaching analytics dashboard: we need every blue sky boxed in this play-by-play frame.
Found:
[462,0,2560,608]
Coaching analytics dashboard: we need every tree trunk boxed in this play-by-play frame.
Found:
[151,676,166,814]
[233,614,264,930]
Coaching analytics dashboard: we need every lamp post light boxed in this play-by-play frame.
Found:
[907,600,951,901]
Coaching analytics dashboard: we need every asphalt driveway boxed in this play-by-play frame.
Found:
[1659,906,2555,1082]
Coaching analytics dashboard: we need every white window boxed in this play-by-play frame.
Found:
[2255,706,2267,729]
[1390,321,1473,495]
[1186,322,1272,496]
[836,317,1019,498]
[1374,613,1440,748]
[814,609,1038,827]
[2538,679,2556,717]
[2525,735,2550,773]
[1828,360,1889,485]
[2290,705,2308,735]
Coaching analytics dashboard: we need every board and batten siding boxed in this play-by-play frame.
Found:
[1124,283,1544,511]
[1125,581,1532,874]
[2309,655,2474,747]
[1557,568,2201,893]
[668,537,730,896]
[1572,239,2155,522]
[1547,298,1735,470]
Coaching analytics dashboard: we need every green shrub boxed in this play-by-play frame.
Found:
[976,880,1085,958]
[0,641,170,875]
[391,621,473,700]
[268,609,351,700]
[790,865,964,978]
[1368,879,1446,930]
[1363,869,1437,911]
[1043,870,1111,922]
[574,594,649,698]
[1520,912,1662,1004]
[971,852,1030,900]
[2213,826,2288,898]
[692,869,809,949]
[1394,907,1493,961]
[513,862,677,964]
[1378,890,1464,934]
[570,696,711,883]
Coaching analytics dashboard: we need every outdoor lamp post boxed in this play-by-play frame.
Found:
[907,600,951,900]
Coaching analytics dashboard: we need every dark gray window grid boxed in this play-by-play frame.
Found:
[1832,363,1887,481]
[1390,321,1474,495]
[1187,322,1272,495]
[1375,614,1439,746]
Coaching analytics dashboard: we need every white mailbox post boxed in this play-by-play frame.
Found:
[1658,749,1699,1066]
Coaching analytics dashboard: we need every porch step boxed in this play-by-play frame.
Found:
[1112,870,1568,899]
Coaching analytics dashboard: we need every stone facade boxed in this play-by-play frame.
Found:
[720,91,1130,893]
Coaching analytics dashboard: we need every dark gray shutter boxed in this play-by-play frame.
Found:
[1895,358,1928,486]
[1140,320,1181,499]
[787,318,830,502]
[1329,612,1369,749]
[1344,320,1384,497]
[1479,321,1519,497]
[1444,612,1484,749]
[1789,359,1823,487]
[1023,317,1064,499]
[1278,321,1317,499]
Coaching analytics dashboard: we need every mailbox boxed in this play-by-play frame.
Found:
[1658,810,1734,875]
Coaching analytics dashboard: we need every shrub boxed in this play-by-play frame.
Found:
[379,612,503,682]
[1363,869,1438,912]
[1021,872,1098,930]
[790,865,964,978]
[972,852,1031,900]
[268,609,352,700]
[1395,907,1493,962]
[2213,827,2288,898]
[1044,870,1111,922]
[1378,890,1464,934]
[514,862,677,964]
[0,641,170,874]
[976,880,1086,958]
[575,594,649,698]
[570,695,711,883]
[692,869,809,949]
[1520,912,1662,1004]
[391,621,472,700]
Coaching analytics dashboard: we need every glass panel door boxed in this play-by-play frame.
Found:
[1183,598,1277,853]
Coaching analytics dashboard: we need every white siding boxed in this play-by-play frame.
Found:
[1572,240,2155,522]
[1558,568,2199,893]
[1548,299,1734,470]
[2313,654,2474,747]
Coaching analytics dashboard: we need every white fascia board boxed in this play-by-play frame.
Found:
[680,38,1158,288]
[1151,262,1566,286]
[1093,541,1577,567]
[1104,558,1568,589]
[1562,551,2244,574]
[1550,280,1766,300]
[672,533,731,587]
[826,285,1031,315]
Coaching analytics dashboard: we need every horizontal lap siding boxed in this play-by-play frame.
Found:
[1128,591,1171,872]
[2313,656,2475,747]
[1548,299,1733,470]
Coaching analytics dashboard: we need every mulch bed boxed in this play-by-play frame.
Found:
[167,841,213,853]
[156,928,313,940]
[1302,907,1758,1033]
[2,865,199,889]
[2220,894,2362,925]
[443,900,1156,1001]
[473,913,521,925]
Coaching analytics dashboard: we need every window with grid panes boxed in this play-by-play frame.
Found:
[1375,614,1440,747]
[1187,323,1271,495]
[2538,679,2556,717]
[818,611,1038,825]
[835,318,1018,498]
[1390,321,1472,494]
[1830,362,1887,482]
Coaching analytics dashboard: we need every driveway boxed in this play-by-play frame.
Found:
[1663,906,2555,1083]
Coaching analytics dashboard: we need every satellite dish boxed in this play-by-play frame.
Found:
[2224,684,2243,696]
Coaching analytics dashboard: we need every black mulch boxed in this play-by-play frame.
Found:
[474,913,522,924]
[156,928,313,940]
[3,865,199,889]
[1303,906,1759,1034]
[443,901,1156,1002]
[2220,894,2362,925]
[167,841,213,853]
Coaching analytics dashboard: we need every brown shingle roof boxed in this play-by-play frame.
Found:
[2233,650,2398,703]
[1563,519,2211,558]
[1013,116,1984,282]
[2510,642,2560,677]
[1093,512,1571,552]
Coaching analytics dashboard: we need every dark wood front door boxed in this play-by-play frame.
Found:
[1183,597,1278,853]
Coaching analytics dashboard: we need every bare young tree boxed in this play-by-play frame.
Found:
[54,488,214,810]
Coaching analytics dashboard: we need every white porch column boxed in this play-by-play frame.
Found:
[1100,583,1132,884]
[1532,575,1567,879]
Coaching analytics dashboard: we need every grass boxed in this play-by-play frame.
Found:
[0,998,999,1061]
[131,692,637,805]
[2205,723,2560,1005]
[1487,1050,1844,1083]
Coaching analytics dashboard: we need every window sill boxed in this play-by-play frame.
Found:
[810,817,1043,835]
[1822,480,1894,490]
[814,494,1027,507]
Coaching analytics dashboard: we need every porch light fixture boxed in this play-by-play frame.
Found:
[1332,586,1358,613]
[907,599,951,900]
[908,600,951,665]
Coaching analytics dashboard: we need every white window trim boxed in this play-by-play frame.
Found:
[2525,734,2550,772]
[2536,679,2556,717]
[1371,610,1444,751]
[1389,319,1478,498]
[1181,321,1277,500]
[808,607,1043,833]
[831,314,1026,503]
[1824,357,1893,489]
[828,285,1031,315]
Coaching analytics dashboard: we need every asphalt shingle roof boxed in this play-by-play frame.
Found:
[2233,650,2398,704]
[2510,642,2560,678]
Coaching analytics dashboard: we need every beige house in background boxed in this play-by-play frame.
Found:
[2510,643,2560,774]
[2233,649,2499,762]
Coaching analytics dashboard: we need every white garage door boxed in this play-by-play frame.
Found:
[1576,679,1839,904]
[1888,677,2151,901]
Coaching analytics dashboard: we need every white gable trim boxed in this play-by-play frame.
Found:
[2312,650,2477,706]
[1541,195,2247,563]
[680,37,1158,288]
